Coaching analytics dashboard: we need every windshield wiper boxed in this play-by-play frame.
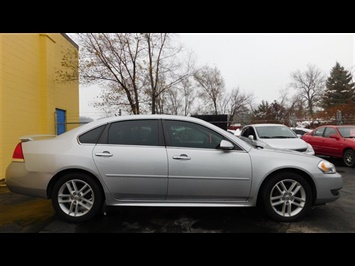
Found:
[270,136,295,139]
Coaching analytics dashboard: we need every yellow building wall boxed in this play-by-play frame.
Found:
[0,33,79,179]
[0,34,3,178]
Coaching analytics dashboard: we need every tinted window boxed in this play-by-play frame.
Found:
[108,120,159,146]
[294,129,305,135]
[79,125,105,144]
[241,127,256,139]
[165,120,226,149]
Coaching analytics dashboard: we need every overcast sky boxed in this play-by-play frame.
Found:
[79,33,355,119]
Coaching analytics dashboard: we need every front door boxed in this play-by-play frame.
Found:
[163,120,252,202]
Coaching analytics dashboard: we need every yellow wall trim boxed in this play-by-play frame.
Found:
[39,33,56,44]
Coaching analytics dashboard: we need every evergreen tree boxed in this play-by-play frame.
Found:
[252,100,291,125]
[322,62,355,108]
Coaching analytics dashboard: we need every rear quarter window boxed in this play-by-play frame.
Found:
[78,125,106,144]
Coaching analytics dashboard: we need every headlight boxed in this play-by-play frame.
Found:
[318,160,336,174]
[306,143,314,153]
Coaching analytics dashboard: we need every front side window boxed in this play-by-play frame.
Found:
[313,127,325,137]
[165,120,226,149]
[241,127,255,139]
[108,120,159,146]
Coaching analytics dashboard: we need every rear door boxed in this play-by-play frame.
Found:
[93,119,168,200]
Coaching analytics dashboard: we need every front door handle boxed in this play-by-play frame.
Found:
[172,154,191,160]
[95,151,113,157]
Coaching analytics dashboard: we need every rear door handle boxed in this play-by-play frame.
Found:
[172,154,191,160]
[95,151,113,157]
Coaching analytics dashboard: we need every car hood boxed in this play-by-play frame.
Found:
[258,138,308,150]
[344,138,355,143]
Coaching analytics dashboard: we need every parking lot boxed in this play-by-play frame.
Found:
[1,157,354,233]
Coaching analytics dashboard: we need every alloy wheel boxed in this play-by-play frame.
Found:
[270,179,306,217]
[57,179,95,217]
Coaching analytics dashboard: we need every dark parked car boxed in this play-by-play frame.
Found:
[302,125,355,167]
[6,115,342,223]
[290,127,313,138]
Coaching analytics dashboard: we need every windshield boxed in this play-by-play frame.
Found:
[338,126,355,138]
[256,126,297,139]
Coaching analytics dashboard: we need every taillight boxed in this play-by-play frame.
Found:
[12,142,25,162]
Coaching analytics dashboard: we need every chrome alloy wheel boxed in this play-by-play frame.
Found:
[57,179,95,217]
[270,179,306,217]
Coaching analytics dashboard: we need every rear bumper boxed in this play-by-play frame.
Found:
[5,162,51,199]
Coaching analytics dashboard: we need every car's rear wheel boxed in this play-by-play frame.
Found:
[261,171,313,222]
[51,172,103,223]
[343,149,355,167]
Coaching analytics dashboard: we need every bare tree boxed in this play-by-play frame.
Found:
[180,77,197,116]
[194,65,225,115]
[290,64,326,116]
[77,33,194,115]
[221,87,254,125]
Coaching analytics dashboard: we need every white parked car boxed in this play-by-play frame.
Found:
[240,123,315,155]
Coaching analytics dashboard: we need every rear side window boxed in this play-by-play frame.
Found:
[108,120,159,146]
[79,125,105,144]
[324,127,337,137]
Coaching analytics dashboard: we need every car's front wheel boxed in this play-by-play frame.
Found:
[260,171,313,222]
[51,172,103,223]
[343,149,355,167]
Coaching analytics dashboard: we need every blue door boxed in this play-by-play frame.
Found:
[56,109,66,135]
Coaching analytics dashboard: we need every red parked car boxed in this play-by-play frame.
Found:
[302,125,355,167]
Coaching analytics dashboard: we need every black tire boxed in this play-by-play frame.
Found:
[343,149,355,167]
[51,172,103,223]
[260,171,313,222]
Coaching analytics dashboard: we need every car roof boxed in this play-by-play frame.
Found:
[75,114,231,137]
[315,125,355,128]
[81,114,204,128]
[247,123,286,127]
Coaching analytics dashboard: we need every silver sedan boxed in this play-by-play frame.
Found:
[6,115,343,223]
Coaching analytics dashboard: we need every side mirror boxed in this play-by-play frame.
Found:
[248,135,254,141]
[329,134,340,140]
[220,140,234,150]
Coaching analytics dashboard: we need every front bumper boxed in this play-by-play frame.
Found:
[314,172,343,205]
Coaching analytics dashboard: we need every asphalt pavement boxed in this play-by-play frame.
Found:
[1,157,354,233]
